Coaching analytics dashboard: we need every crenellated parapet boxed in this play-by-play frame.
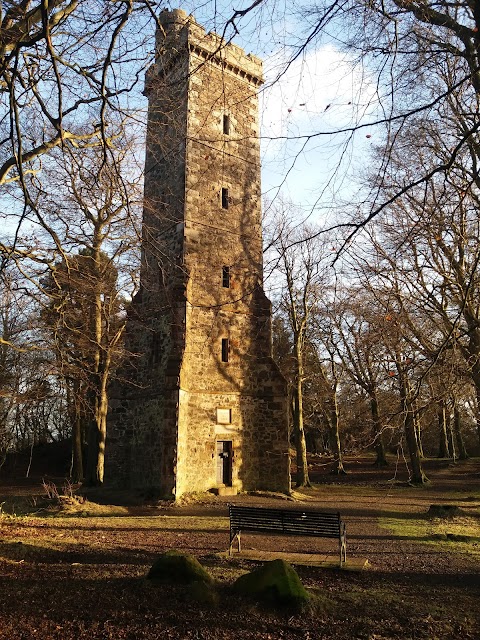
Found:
[145,8,263,95]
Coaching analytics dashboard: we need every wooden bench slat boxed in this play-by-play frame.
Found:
[228,504,347,566]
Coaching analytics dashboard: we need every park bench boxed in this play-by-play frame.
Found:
[228,504,347,566]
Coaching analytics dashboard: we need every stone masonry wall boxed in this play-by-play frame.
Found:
[176,10,290,494]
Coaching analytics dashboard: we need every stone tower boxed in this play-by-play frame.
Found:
[106,9,290,498]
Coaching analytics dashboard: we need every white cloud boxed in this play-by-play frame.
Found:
[260,43,378,210]
[261,43,377,139]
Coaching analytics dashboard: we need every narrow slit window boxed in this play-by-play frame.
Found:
[221,187,229,209]
[222,266,230,288]
[223,114,230,135]
[221,338,230,362]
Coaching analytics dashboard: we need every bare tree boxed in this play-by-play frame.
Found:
[0,268,23,468]
[0,264,63,472]
[363,92,480,447]
[37,144,140,485]
[267,208,335,486]
[312,329,348,474]
[330,288,389,466]
[0,0,154,263]
[1,136,141,484]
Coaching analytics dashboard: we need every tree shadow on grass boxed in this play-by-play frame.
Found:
[0,539,230,566]
[0,562,478,635]
[0,541,161,565]
[0,571,307,640]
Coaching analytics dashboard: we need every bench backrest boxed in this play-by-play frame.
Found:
[229,505,342,539]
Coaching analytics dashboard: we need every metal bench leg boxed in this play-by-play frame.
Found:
[339,536,346,566]
[229,532,241,556]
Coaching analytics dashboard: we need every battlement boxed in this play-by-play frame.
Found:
[155,8,263,85]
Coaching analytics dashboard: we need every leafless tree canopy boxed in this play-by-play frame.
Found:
[1,2,480,480]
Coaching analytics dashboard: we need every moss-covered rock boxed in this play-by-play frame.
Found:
[147,550,213,585]
[188,580,219,606]
[233,559,310,609]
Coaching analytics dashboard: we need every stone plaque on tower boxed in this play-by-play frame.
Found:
[106,9,290,498]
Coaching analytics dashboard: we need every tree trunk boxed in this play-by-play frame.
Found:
[72,411,84,483]
[25,439,34,478]
[72,413,84,482]
[0,398,9,471]
[85,416,99,485]
[85,256,108,486]
[437,403,450,458]
[404,406,428,484]
[370,394,388,466]
[399,376,428,484]
[85,364,110,486]
[413,404,424,459]
[327,394,346,475]
[293,363,310,488]
[453,406,468,460]
[292,326,310,488]
[67,379,84,483]
[447,413,457,462]
[475,387,480,449]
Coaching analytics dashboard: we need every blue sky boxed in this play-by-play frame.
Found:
[172,0,378,226]
[1,2,379,248]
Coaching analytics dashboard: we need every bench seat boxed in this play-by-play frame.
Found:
[228,504,347,565]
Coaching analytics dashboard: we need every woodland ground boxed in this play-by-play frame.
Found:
[0,455,479,640]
